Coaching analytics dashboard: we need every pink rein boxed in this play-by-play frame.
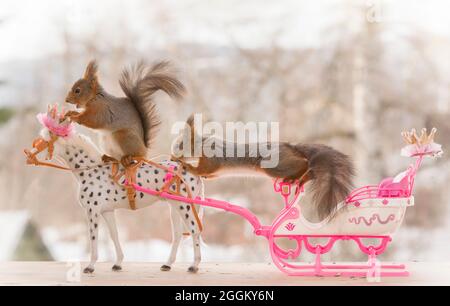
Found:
[132,183,264,233]
[132,176,303,237]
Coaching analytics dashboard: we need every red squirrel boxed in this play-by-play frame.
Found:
[173,115,355,218]
[65,60,185,165]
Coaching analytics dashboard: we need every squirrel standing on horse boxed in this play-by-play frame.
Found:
[173,115,355,219]
[64,59,354,219]
[65,60,186,167]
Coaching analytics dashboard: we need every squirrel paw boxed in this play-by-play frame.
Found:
[121,155,136,167]
[282,178,298,184]
[102,155,117,163]
[64,110,81,122]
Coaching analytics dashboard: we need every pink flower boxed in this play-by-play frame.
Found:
[37,112,74,138]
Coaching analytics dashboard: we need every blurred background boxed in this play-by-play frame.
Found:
[0,0,449,264]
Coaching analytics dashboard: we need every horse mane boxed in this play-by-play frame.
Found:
[73,134,102,157]
[55,129,103,163]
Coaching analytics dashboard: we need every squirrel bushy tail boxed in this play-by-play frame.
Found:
[294,144,355,219]
[119,61,186,148]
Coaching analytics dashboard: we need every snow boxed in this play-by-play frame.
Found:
[0,211,30,261]
[42,225,246,263]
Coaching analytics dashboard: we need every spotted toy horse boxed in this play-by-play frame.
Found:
[26,106,204,274]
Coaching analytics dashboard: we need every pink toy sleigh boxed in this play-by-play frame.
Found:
[133,128,443,277]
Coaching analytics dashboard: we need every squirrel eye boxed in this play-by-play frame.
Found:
[74,88,81,94]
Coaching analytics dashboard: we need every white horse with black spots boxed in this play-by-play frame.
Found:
[29,111,204,274]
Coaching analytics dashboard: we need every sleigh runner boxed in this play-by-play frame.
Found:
[25,105,443,277]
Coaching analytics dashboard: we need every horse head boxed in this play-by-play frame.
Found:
[24,104,75,165]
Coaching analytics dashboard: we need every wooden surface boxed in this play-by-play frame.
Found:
[0,262,449,286]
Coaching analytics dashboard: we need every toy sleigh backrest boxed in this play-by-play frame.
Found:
[377,163,417,198]
[346,128,443,204]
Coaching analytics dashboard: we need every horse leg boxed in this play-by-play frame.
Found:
[173,203,202,273]
[188,232,202,274]
[102,210,124,271]
[84,208,100,274]
[161,204,184,272]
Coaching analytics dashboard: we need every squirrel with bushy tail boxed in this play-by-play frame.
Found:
[174,115,355,219]
[65,60,186,165]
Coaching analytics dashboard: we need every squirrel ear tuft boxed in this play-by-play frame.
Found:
[84,60,98,81]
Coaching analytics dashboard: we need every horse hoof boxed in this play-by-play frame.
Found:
[83,267,95,274]
[187,266,198,274]
[160,265,171,272]
[112,265,122,272]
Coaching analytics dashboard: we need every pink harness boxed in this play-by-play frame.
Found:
[164,165,176,182]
